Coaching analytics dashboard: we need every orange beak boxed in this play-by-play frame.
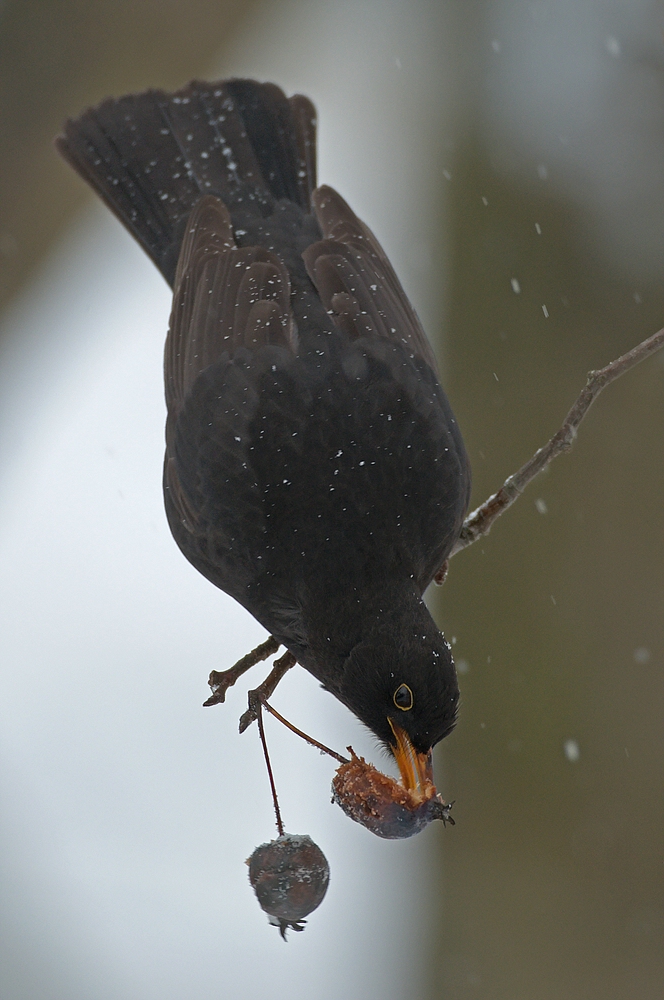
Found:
[388,718,436,803]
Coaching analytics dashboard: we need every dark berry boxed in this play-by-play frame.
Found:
[247,833,330,938]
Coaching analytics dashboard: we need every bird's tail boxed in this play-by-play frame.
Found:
[56,79,317,287]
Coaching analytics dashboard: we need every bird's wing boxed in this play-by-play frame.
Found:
[165,193,295,419]
[164,193,296,566]
[302,185,439,375]
[302,185,471,588]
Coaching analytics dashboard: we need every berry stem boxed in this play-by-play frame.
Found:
[262,698,350,764]
[255,699,285,837]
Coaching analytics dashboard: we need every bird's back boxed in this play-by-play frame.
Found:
[56,79,471,659]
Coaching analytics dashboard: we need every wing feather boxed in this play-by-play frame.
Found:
[302,185,439,374]
[165,194,294,417]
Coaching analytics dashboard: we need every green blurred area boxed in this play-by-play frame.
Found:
[0,0,259,312]
[431,137,664,999]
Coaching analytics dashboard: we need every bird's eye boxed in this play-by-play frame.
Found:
[393,684,413,711]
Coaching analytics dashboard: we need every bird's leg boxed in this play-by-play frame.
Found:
[239,651,297,732]
[203,635,280,707]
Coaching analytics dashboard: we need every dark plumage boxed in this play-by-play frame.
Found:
[56,79,471,776]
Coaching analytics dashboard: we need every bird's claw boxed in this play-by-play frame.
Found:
[203,636,280,707]
[203,669,235,707]
[239,690,262,732]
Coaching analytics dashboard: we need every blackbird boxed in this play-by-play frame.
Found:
[56,79,471,797]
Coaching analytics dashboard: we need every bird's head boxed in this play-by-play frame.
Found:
[338,625,459,799]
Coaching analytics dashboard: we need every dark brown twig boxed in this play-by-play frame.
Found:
[451,326,664,556]
[262,698,350,765]
[255,698,285,837]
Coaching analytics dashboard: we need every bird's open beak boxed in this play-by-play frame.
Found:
[388,718,436,802]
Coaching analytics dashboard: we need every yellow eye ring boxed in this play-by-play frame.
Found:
[393,683,413,711]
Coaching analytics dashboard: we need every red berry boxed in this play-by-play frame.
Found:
[332,754,454,838]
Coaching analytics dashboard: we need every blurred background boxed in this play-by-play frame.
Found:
[0,1,662,998]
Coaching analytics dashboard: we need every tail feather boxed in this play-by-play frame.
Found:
[223,80,316,206]
[56,80,318,287]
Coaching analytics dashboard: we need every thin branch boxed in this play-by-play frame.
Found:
[262,698,350,765]
[451,326,664,556]
[255,699,285,837]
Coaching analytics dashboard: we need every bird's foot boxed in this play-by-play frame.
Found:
[203,636,280,707]
[239,651,297,732]
[433,559,449,586]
